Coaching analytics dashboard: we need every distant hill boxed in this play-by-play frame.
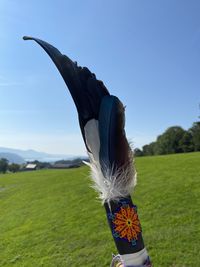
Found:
[0,147,85,162]
[0,152,25,164]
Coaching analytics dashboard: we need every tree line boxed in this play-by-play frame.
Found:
[135,121,200,156]
[1,122,199,172]
[0,157,87,174]
[0,158,20,173]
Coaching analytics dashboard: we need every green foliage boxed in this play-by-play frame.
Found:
[134,148,143,157]
[8,163,20,173]
[55,158,86,165]
[0,152,200,266]
[0,158,8,173]
[142,142,156,156]
[189,122,200,151]
[155,126,185,154]
[179,131,194,152]
[136,121,200,156]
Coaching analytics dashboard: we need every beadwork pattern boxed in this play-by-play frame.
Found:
[108,202,142,246]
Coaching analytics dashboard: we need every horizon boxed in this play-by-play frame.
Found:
[1,116,199,157]
[1,1,200,154]
[0,146,84,157]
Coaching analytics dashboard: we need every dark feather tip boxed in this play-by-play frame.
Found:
[23,36,33,41]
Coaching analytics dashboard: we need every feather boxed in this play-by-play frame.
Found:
[86,150,137,203]
[84,119,137,203]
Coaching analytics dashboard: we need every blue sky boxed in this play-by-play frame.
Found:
[0,0,200,155]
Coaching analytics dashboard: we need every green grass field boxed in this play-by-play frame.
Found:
[0,152,200,267]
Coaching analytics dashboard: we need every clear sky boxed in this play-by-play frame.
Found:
[0,0,200,155]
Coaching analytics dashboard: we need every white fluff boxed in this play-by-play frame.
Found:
[84,119,137,203]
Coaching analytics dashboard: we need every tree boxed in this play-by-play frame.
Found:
[154,126,185,154]
[8,163,20,173]
[179,131,194,152]
[0,158,9,173]
[134,148,143,157]
[189,122,200,151]
[143,142,156,156]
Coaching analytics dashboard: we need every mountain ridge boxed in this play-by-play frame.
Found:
[0,147,83,162]
[0,152,25,164]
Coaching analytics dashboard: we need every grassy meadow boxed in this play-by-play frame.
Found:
[0,152,200,267]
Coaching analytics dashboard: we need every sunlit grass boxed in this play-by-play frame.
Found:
[0,152,200,266]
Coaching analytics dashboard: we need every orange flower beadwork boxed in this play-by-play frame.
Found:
[112,205,141,242]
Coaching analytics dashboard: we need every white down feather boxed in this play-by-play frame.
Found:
[84,119,137,203]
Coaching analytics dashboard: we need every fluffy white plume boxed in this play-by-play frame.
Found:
[84,119,137,203]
